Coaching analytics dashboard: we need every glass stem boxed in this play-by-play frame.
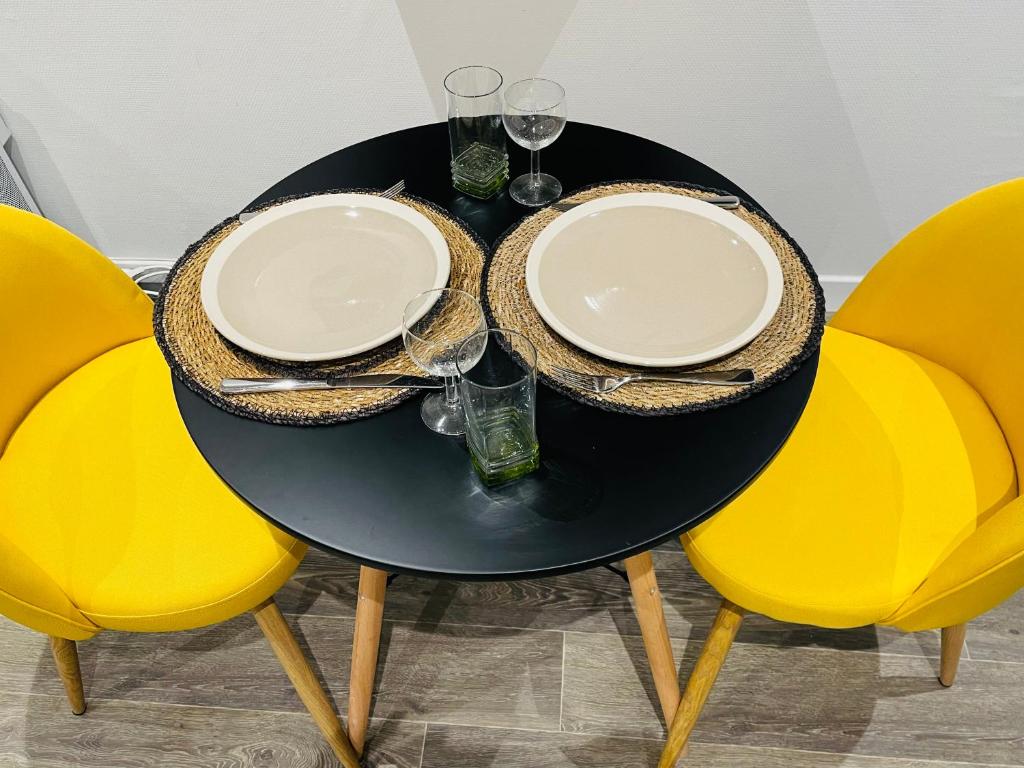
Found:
[530,149,540,185]
[443,375,460,410]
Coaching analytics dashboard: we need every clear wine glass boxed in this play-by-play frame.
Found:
[402,288,487,436]
[502,78,567,207]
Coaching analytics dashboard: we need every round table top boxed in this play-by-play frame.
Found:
[174,121,818,580]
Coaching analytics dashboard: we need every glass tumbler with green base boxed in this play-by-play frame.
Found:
[444,66,509,199]
[456,328,540,486]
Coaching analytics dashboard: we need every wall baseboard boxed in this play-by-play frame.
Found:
[819,275,862,312]
[112,257,174,297]
[112,256,175,272]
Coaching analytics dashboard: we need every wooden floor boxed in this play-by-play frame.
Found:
[1,540,1021,767]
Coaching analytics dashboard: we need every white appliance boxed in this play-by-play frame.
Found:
[0,115,41,214]
[0,115,168,295]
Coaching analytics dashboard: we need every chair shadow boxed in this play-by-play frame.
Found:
[289,546,944,758]
[653,590,945,761]
[19,546,957,768]
[67,618,256,702]
[307,567,617,740]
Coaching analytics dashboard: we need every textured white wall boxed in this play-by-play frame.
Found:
[2,1,1022,307]
[0,1,434,263]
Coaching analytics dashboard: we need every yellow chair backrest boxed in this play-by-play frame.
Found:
[832,178,1024,476]
[0,205,153,453]
[889,495,1024,630]
[831,179,1024,629]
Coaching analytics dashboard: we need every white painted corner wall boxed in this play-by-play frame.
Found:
[2,1,1023,310]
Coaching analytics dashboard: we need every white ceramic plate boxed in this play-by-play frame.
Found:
[201,193,450,362]
[526,192,783,367]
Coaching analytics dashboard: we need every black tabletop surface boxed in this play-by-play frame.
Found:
[174,121,818,580]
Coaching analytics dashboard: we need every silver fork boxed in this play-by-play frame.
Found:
[238,179,405,222]
[551,194,740,212]
[377,179,406,199]
[549,364,754,393]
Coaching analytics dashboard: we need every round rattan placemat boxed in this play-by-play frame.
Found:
[485,181,825,416]
[154,189,487,426]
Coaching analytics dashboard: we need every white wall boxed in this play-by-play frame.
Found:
[2,1,1022,308]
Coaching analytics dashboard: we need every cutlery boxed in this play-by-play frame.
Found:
[551,193,740,212]
[220,372,441,395]
[237,179,406,223]
[549,365,754,393]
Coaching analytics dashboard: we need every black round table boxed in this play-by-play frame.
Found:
[172,121,818,751]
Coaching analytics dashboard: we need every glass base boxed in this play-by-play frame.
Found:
[452,142,509,199]
[471,444,540,486]
[420,392,466,436]
[453,168,508,199]
[466,408,540,485]
[509,172,562,207]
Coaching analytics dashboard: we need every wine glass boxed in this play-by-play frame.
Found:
[402,288,487,436]
[502,78,567,207]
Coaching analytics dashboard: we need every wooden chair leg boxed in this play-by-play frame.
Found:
[253,598,361,768]
[624,552,680,725]
[939,623,967,687]
[49,636,86,715]
[348,565,388,755]
[658,599,744,768]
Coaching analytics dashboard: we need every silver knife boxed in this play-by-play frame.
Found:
[220,374,442,395]
[552,194,741,211]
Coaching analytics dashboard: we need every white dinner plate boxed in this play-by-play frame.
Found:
[526,192,783,367]
[201,193,450,362]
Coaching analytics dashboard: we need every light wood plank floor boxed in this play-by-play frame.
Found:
[1,540,1021,767]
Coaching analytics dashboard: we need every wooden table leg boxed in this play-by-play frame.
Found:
[624,551,680,726]
[348,565,388,755]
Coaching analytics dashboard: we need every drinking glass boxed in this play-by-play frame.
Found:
[502,78,567,207]
[444,66,509,199]
[456,328,540,485]
[403,288,486,436]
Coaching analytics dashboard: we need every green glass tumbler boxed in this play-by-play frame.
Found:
[444,66,509,199]
[456,328,540,486]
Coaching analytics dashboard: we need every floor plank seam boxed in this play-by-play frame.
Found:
[408,723,1021,767]
[4,687,1022,767]
[418,722,428,768]
[275,609,966,663]
[560,627,958,662]
[558,630,566,732]
[382,718,665,742]
[390,719,1024,768]
[0,686,589,739]
[954,654,1024,666]
[684,738,1023,768]
[279,610,568,636]
[0,687,348,721]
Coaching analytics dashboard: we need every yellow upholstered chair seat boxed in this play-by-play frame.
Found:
[683,326,1016,628]
[0,337,304,633]
[0,205,359,766]
[658,180,1024,768]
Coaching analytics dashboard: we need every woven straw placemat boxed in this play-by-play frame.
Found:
[485,181,825,416]
[154,190,486,425]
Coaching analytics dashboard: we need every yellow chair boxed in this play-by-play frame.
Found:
[659,179,1024,767]
[0,205,360,768]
